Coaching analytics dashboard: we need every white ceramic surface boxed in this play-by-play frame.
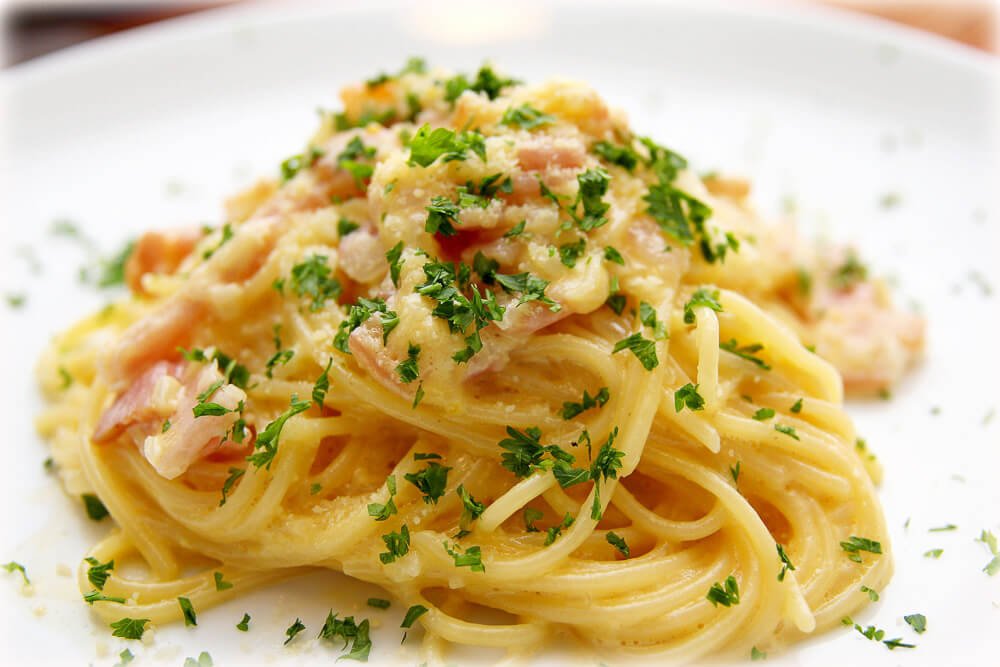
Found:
[1,1,997,665]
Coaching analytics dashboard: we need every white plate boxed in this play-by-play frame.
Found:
[1,1,998,665]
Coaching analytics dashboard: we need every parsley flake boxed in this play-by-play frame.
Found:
[606,531,630,557]
[612,332,658,370]
[706,576,740,607]
[110,617,150,640]
[501,104,554,130]
[674,383,705,412]
[178,596,197,626]
[561,387,610,420]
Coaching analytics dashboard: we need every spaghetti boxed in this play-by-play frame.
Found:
[36,63,922,662]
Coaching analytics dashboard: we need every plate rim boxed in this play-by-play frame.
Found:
[1,0,997,89]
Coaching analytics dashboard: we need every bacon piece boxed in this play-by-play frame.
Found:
[93,360,184,443]
[517,135,586,172]
[810,283,924,395]
[94,360,248,479]
[125,228,203,295]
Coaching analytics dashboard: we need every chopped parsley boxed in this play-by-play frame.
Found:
[592,140,640,171]
[524,507,544,532]
[290,254,342,311]
[751,646,767,661]
[638,302,667,340]
[84,590,126,605]
[558,237,587,268]
[312,359,333,408]
[407,124,485,167]
[860,585,879,601]
[179,596,197,626]
[401,604,429,628]
[219,467,245,506]
[923,548,943,559]
[730,461,741,483]
[404,462,451,504]
[682,288,723,324]
[603,245,625,265]
[380,525,410,564]
[706,575,740,607]
[236,613,251,631]
[280,146,324,182]
[336,136,376,186]
[338,218,360,237]
[495,271,560,311]
[284,618,306,645]
[980,529,1000,575]
[110,617,150,640]
[457,484,486,529]
[5,293,26,309]
[82,493,109,521]
[561,387,610,420]
[247,396,310,470]
[425,195,461,236]
[904,613,926,634]
[182,652,213,667]
[753,408,775,421]
[3,561,29,585]
[790,398,803,413]
[84,557,114,589]
[265,325,294,378]
[59,367,73,389]
[498,426,561,478]
[368,475,398,521]
[571,168,611,231]
[774,424,800,441]
[832,253,868,290]
[386,241,405,287]
[504,219,527,238]
[367,597,391,609]
[842,616,915,650]
[544,513,575,546]
[606,531,630,557]
[501,104,554,130]
[334,297,399,353]
[443,65,518,103]
[840,536,882,563]
[93,240,136,288]
[114,649,135,667]
[366,56,426,87]
[443,541,485,572]
[674,383,705,413]
[202,223,233,259]
[612,332,658,370]
[776,543,796,582]
[317,612,372,660]
[214,571,233,591]
[589,428,624,520]
[929,523,957,532]
[395,343,421,384]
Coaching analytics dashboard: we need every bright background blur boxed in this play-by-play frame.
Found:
[0,0,997,66]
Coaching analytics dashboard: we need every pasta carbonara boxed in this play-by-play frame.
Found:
[36,61,924,662]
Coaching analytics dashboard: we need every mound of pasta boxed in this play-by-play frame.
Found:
[37,61,923,662]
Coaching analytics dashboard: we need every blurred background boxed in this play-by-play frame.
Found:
[0,0,997,66]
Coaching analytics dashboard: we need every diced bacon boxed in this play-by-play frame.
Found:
[517,135,586,172]
[93,360,184,443]
[94,361,248,479]
[125,228,203,295]
[105,298,204,391]
[347,318,409,397]
[810,282,925,395]
[141,364,247,479]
